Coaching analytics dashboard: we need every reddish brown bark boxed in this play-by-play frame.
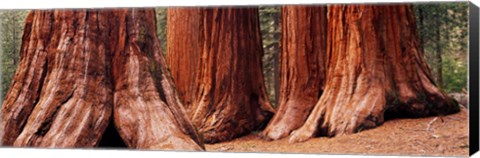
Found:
[288,4,459,143]
[166,8,202,113]
[260,6,327,140]
[1,9,204,150]
[169,7,275,143]
[1,10,113,147]
[111,9,204,150]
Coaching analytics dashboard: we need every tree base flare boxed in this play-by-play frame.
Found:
[1,9,205,150]
[259,5,327,141]
[286,5,460,143]
[184,8,275,143]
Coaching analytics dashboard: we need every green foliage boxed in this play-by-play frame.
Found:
[259,6,281,106]
[155,8,167,55]
[0,10,28,102]
[413,2,468,93]
[442,54,467,92]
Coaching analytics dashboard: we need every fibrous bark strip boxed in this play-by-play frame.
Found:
[166,8,203,113]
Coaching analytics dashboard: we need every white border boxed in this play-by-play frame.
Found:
[0,148,459,158]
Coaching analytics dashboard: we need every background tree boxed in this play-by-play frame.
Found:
[260,5,327,140]
[413,3,468,93]
[1,9,204,150]
[259,7,281,106]
[155,8,167,54]
[288,4,460,143]
[0,10,28,101]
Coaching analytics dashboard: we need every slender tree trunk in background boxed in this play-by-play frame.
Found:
[166,8,203,114]
[11,14,17,65]
[289,5,459,143]
[418,7,425,55]
[1,9,204,150]
[435,27,443,88]
[273,11,281,107]
[185,7,275,143]
[260,6,327,141]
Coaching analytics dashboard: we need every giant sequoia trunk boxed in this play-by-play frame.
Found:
[111,9,204,150]
[288,4,460,143]
[1,10,113,147]
[260,6,327,140]
[166,8,202,113]
[1,9,204,150]
[167,7,275,143]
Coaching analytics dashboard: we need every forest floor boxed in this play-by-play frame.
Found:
[205,107,470,157]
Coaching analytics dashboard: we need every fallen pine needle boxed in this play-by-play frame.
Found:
[426,117,438,131]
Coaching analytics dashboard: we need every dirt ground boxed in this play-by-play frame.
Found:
[206,108,470,157]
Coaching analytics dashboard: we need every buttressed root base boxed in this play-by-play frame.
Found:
[1,9,205,150]
[260,5,327,141]
[166,7,275,143]
[284,4,459,143]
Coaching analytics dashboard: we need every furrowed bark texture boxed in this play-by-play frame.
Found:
[110,9,204,150]
[166,8,203,113]
[260,6,327,141]
[1,9,204,150]
[186,7,275,143]
[288,4,460,143]
[1,10,113,147]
